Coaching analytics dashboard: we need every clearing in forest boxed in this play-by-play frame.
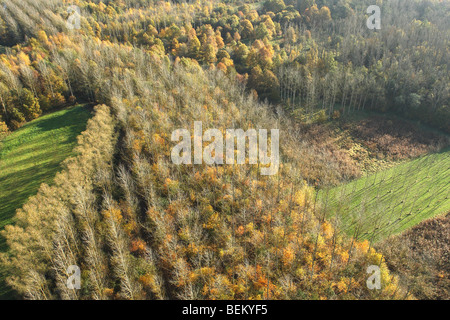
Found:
[321,147,450,242]
[0,105,91,298]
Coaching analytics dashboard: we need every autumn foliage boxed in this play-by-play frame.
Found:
[2,0,440,300]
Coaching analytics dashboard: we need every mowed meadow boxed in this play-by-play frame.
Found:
[0,105,91,298]
[321,148,450,242]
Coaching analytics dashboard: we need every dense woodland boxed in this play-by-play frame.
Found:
[0,0,448,299]
[0,35,404,300]
[0,0,449,134]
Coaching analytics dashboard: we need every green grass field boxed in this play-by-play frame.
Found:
[0,105,91,299]
[321,147,450,243]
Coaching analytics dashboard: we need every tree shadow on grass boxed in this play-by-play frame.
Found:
[0,105,92,299]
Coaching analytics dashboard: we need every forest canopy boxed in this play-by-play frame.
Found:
[0,0,448,300]
[0,0,449,133]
